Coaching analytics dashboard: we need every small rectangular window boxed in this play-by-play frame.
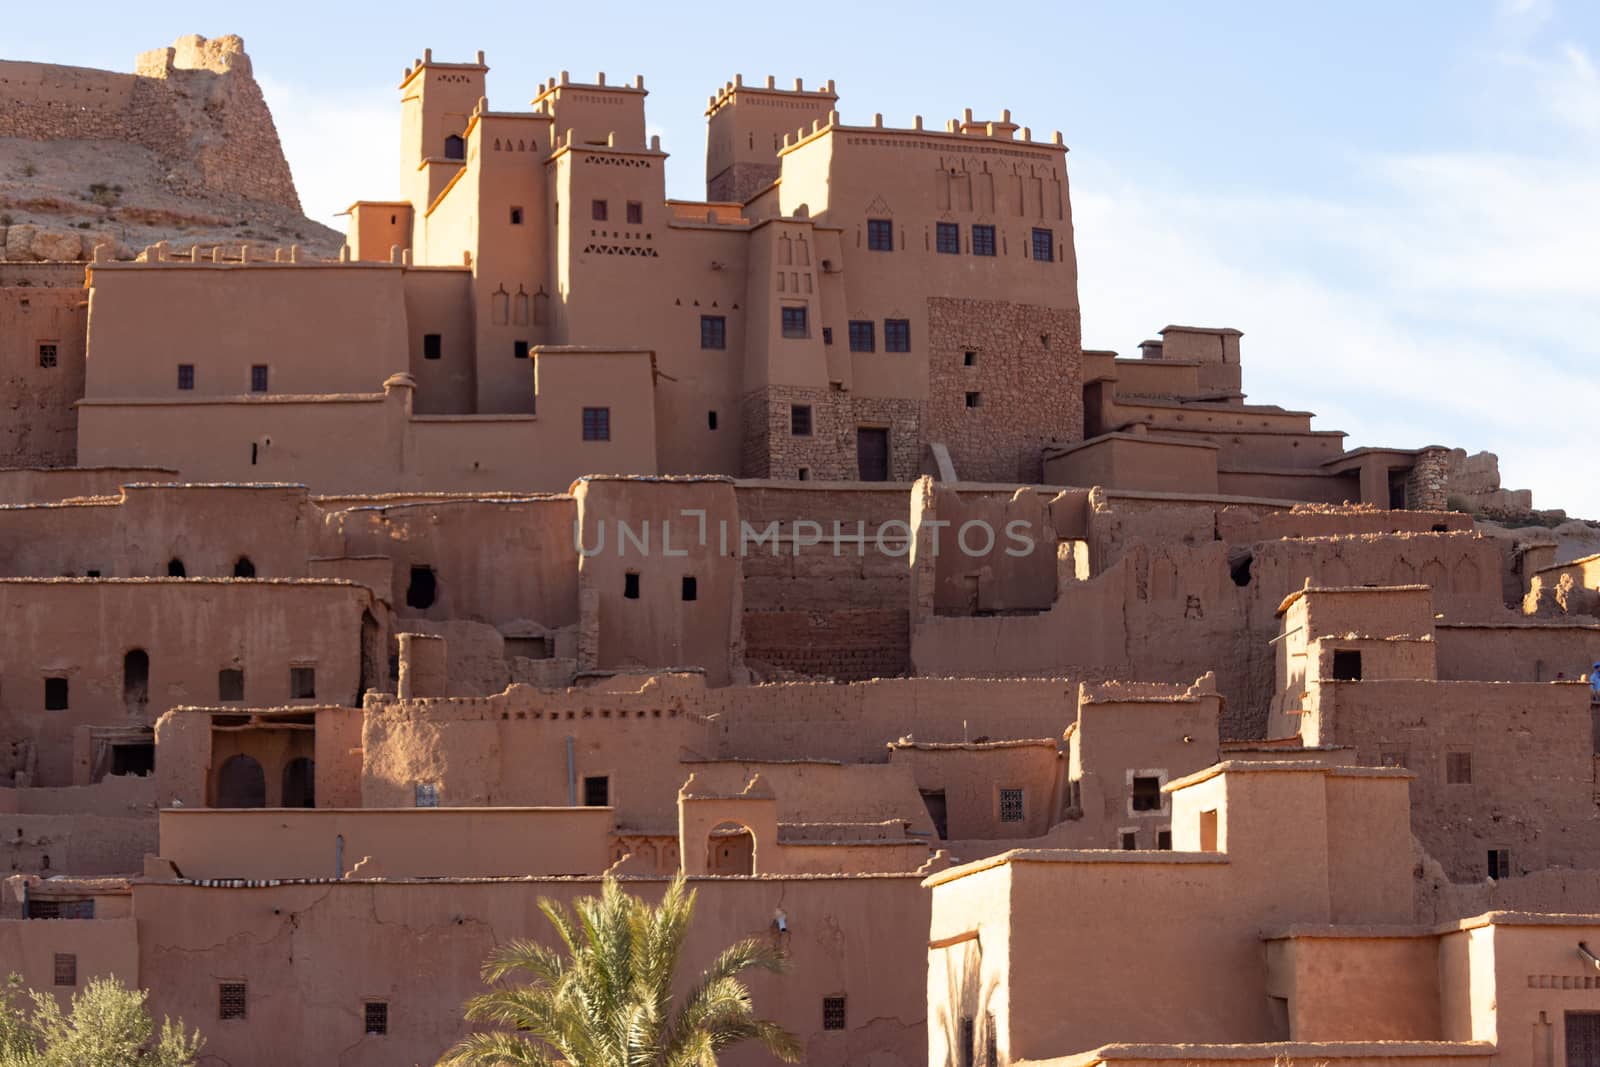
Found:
[936,222,960,254]
[682,576,698,601]
[1120,830,1137,850]
[365,1001,388,1036]
[821,326,833,345]
[998,788,1024,823]
[37,343,58,368]
[582,407,611,441]
[781,306,808,338]
[1488,848,1510,880]
[624,572,640,599]
[848,320,875,352]
[218,668,244,702]
[509,206,524,225]
[177,364,195,390]
[584,775,610,807]
[289,667,316,700]
[972,225,996,257]
[700,315,727,350]
[591,200,608,221]
[626,201,643,224]
[963,350,977,367]
[822,995,847,1031]
[53,953,76,987]
[1157,829,1173,850]
[423,334,442,360]
[1031,227,1054,262]
[1447,751,1473,784]
[44,677,68,711]
[790,405,812,437]
[1331,650,1363,680]
[219,982,247,1021]
[965,392,982,408]
[415,782,439,807]
[1131,776,1162,812]
[707,411,718,430]
[513,341,530,359]
[866,218,894,251]
[884,319,911,352]
[250,365,269,393]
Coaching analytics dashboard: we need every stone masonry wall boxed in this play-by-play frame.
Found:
[0,35,300,212]
[741,385,921,481]
[1404,447,1450,512]
[925,297,1083,483]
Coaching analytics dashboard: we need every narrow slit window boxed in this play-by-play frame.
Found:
[624,572,640,599]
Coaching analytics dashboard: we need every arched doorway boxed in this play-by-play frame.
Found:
[215,754,266,808]
[122,649,149,715]
[706,822,755,875]
[282,757,315,808]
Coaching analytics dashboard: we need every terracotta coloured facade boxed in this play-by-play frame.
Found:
[3,37,1600,1067]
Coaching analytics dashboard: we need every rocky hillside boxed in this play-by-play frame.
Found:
[0,34,341,262]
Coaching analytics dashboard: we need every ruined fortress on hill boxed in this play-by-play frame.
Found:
[5,35,1600,1067]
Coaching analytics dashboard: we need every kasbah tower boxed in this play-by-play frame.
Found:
[3,31,1600,1067]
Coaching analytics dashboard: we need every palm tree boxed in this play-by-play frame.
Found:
[438,877,803,1067]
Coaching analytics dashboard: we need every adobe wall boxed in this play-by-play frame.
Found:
[713,677,1079,762]
[0,916,138,1003]
[325,496,580,629]
[0,483,326,579]
[1312,679,1597,881]
[887,741,1061,840]
[736,481,913,679]
[0,36,300,212]
[574,477,744,685]
[158,807,614,879]
[360,677,717,833]
[0,288,84,467]
[0,466,173,505]
[134,875,929,1067]
[1434,623,1600,682]
[0,579,369,785]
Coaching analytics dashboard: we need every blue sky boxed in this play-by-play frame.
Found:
[8,2,1597,515]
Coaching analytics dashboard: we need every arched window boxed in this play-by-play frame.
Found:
[215,754,266,808]
[233,557,256,578]
[166,558,186,577]
[444,134,465,160]
[123,649,149,715]
[282,757,315,808]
